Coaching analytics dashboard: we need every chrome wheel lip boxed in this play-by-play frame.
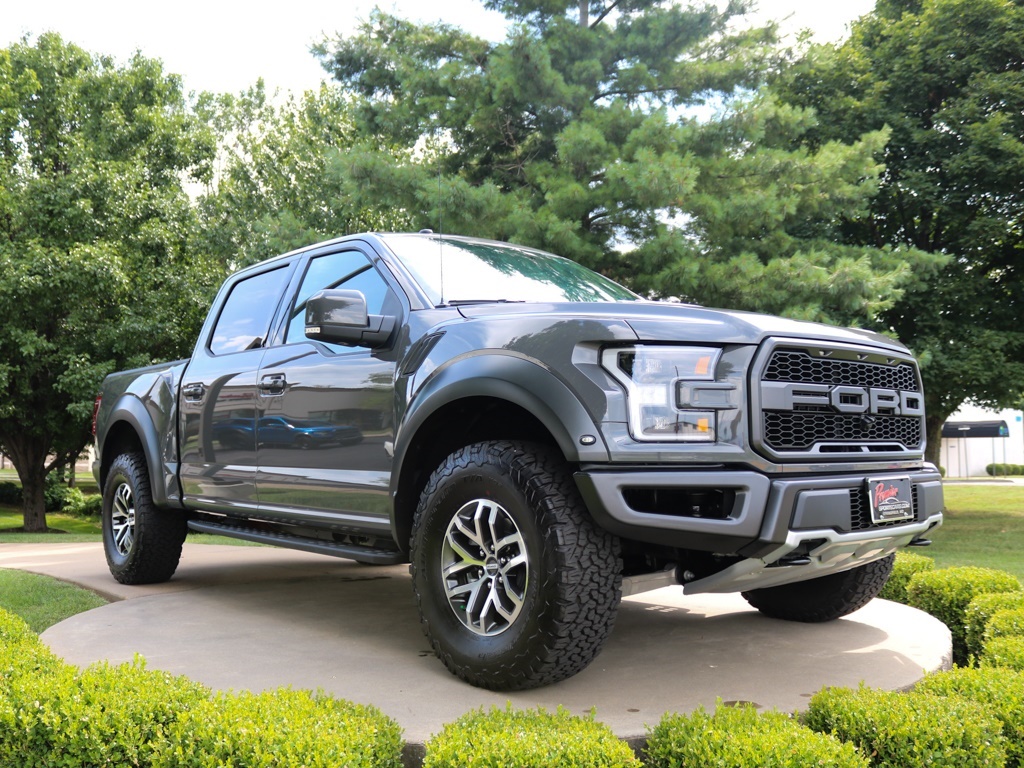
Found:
[441,499,528,637]
[110,481,136,557]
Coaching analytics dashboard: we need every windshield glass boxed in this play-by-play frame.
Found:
[380,234,638,306]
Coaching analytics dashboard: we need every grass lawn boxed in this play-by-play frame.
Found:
[925,483,1024,581]
[0,568,107,633]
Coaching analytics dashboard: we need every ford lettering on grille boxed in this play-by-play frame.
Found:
[755,345,925,458]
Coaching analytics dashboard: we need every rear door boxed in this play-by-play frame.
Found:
[178,263,293,512]
[254,246,404,533]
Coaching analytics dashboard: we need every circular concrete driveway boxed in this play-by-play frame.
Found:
[1,542,951,745]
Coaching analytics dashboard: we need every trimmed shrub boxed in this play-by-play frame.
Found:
[917,666,1024,767]
[967,592,1024,659]
[906,566,1022,664]
[0,481,22,506]
[986,608,1024,644]
[156,688,403,768]
[1,658,209,768]
[61,490,102,518]
[983,636,1024,671]
[878,551,935,604]
[986,463,1024,476]
[806,685,1006,768]
[423,705,639,768]
[645,703,867,768]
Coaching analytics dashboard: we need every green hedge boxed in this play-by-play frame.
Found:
[983,636,1024,671]
[0,481,21,505]
[422,706,639,768]
[916,667,1024,768]
[986,464,1024,476]
[906,566,1022,664]
[645,704,867,768]
[966,592,1024,659]
[986,608,1024,644]
[878,551,935,604]
[156,688,403,768]
[806,685,1007,768]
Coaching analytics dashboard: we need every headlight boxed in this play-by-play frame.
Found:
[602,345,722,442]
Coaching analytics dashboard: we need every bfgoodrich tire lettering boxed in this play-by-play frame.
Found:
[410,440,622,690]
[102,452,187,585]
[741,553,895,622]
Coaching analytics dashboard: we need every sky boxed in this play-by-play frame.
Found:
[3,0,876,97]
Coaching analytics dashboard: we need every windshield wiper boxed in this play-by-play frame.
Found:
[441,299,527,307]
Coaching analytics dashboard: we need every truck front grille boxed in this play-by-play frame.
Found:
[753,342,925,461]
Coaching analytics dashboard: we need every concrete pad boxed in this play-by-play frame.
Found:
[2,542,951,746]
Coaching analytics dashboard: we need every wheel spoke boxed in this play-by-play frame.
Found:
[441,498,530,637]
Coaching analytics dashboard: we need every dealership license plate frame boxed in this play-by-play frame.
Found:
[866,476,915,524]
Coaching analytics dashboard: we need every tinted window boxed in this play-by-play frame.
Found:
[209,267,289,355]
[380,234,638,306]
[285,251,392,345]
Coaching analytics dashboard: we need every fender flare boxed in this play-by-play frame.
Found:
[391,352,610,500]
[100,394,178,508]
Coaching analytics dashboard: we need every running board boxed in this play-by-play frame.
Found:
[187,520,405,565]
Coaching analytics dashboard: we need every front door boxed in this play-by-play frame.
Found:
[254,248,401,534]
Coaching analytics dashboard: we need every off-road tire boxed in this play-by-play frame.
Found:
[410,440,622,690]
[102,452,187,585]
[741,554,895,622]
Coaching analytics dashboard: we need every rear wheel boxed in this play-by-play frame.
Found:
[741,554,895,622]
[410,440,622,690]
[102,452,187,585]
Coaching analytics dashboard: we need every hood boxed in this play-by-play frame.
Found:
[456,301,906,352]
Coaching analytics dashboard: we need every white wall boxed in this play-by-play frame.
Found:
[940,403,1024,478]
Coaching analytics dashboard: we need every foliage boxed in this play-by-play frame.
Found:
[773,0,1024,463]
[0,481,21,506]
[983,637,1024,671]
[313,0,936,327]
[988,464,1024,476]
[194,82,409,269]
[645,703,867,768]
[422,705,639,768]
[986,608,1024,644]
[966,592,1024,660]
[906,566,1022,664]
[0,33,221,531]
[917,666,1024,768]
[878,550,935,604]
[806,685,1006,768]
[156,688,404,768]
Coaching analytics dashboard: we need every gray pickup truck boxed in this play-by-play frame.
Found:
[93,231,943,690]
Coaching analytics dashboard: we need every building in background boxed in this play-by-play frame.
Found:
[940,403,1024,478]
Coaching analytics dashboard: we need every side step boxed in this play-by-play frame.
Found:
[187,519,406,565]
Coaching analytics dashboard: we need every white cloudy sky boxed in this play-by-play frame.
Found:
[2,0,876,96]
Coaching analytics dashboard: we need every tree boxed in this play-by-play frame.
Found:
[774,0,1024,463]
[0,34,218,531]
[313,0,941,327]
[194,82,410,269]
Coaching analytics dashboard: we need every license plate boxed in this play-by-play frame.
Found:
[867,476,914,523]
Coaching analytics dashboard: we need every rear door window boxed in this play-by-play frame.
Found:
[209,266,290,355]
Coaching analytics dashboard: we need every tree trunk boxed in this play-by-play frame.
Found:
[4,435,50,532]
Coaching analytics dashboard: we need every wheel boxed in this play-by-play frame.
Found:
[102,451,187,585]
[741,554,895,622]
[410,440,622,690]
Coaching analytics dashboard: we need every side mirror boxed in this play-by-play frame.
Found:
[305,290,396,349]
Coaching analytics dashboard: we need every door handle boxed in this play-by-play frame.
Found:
[183,383,206,402]
[259,373,287,396]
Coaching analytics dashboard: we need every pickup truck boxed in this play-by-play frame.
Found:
[92,231,944,690]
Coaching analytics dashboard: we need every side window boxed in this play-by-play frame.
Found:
[209,267,290,355]
[285,251,393,345]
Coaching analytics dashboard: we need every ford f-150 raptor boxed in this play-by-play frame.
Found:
[92,231,944,690]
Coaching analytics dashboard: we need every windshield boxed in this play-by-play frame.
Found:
[380,234,638,306]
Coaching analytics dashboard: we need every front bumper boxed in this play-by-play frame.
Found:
[575,465,943,595]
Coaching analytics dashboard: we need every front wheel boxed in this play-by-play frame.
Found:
[102,452,187,585]
[410,441,622,690]
[741,554,895,622]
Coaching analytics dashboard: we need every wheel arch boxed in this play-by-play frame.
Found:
[98,395,173,507]
[390,354,610,553]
